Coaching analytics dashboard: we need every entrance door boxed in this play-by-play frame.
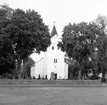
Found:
[54,73,57,80]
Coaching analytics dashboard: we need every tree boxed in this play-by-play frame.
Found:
[95,14,107,31]
[0,4,15,76]
[58,22,101,80]
[95,15,107,81]
[5,8,51,77]
[0,4,51,78]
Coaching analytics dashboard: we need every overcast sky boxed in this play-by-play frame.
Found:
[1,0,107,35]
[1,0,107,60]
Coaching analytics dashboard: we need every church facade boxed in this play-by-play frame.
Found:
[30,25,68,80]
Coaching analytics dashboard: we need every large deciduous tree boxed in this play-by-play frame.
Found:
[6,9,51,77]
[59,22,101,79]
[0,5,51,77]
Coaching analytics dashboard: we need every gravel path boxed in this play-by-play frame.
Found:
[0,87,106,105]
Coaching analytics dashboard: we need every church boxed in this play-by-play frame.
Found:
[30,25,68,80]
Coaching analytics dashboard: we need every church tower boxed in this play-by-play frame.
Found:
[46,25,66,79]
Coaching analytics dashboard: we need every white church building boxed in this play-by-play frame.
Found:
[30,25,68,80]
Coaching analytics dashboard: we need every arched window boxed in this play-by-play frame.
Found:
[54,58,57,63]
[56,59,57,63]
[52,46,54,50]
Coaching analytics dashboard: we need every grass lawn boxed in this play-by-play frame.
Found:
[0,87,106,105]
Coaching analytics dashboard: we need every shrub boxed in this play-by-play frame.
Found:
[38,74,41,79]
[45,75,47,80]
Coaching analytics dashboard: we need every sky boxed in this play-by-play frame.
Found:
[1,0,107,35]
[1,0,107,61]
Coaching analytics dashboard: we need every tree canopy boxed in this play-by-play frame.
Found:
[95,15,107,81]
[58,22,102,79]
[59,16,107,80]
[0,4,51,77]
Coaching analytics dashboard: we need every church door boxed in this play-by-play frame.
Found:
[54,73,57,80]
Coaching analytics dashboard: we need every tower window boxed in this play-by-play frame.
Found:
[54,59,57,63]
[52,46,54,50]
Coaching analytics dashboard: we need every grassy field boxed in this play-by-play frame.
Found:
[0,79,101,85]
[0,86,106,105]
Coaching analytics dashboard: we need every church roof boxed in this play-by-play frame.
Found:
[50,25,58,37]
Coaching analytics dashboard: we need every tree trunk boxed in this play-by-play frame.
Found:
[102,68,106,82]
[78,70,81,80]
[14,57,22,78]
[78,62,81,80]
[23,57,28,64]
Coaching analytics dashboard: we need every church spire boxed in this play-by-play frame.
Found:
[50,23,58,37]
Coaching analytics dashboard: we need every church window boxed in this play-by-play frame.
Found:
[54,59,57,63]
[56,59,57,63]
[54,59,55,63]
[52,46,54,50]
